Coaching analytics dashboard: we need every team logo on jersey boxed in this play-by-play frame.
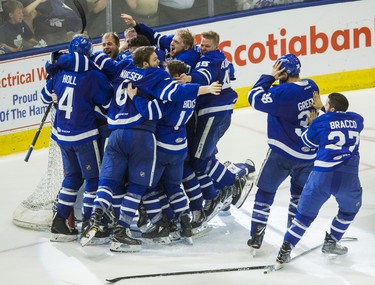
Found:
[301,146,310,152]
[86,165,91,170]
[175,138,184,143]
[139,171,145,177]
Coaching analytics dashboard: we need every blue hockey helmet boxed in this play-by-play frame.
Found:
[278,54,301,76]
[68,36,93,55]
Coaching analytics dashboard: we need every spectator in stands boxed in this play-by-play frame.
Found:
[0,0,7,24]
[158,0,195,25]
[235,0,305,11]
[125,0,159,27]
[0,0,41,52]
[32,0,82,46]
[20,0,47,34]
[86,0,158,38]
[182,0,237,20]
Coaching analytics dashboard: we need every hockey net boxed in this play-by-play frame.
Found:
[12,107,64,231]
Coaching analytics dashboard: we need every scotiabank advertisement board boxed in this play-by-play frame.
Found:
[189,1,375,88]
[0,0,374,154]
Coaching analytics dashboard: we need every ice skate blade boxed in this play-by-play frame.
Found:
[192,224,212,238]
[169,231,181,241]
[84,236,111,246]
[80,228,98,247]
[142,236,171,245]
[138,222,157,234]
[249,247,258,257]
[110,242,141,252]
[184,236,193,245]
[50,233,78,242]
[221,197,233,211]
[323,252,347,260]
[273,262,284,271]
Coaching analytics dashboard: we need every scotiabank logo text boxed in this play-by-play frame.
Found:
[197,26,372,66]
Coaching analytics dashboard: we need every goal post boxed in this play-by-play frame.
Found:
[12,107,63,230]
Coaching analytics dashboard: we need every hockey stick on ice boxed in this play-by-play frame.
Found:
[24,102,53,162]
[264,236,358,274]
[106,239,358,282]
[106,264,274,283]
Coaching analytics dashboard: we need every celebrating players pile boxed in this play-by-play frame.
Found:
[41,13,363,270]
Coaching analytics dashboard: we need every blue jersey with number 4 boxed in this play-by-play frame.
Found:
[41,53,113,146]
[190,49,238,117]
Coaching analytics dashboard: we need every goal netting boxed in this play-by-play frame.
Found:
[12,107,63,231]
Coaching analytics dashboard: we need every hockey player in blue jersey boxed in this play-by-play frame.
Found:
[117,34,150,61]
[40,36,114,242]
[44,38,120,245]
[121,13,213,230]
[246,53,319,253]
[81,46,216,251]
[120,13,200,74]
[116,34,166,69]
[127,60,222,244]
[101,32,120,60]
[176,31,255,227]
[275,92,364,269]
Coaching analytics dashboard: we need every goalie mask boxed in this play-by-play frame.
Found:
[68,36,93,56]
[278,54,301,77]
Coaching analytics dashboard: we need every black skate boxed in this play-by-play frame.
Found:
[191,209,205,228]
[110,226,142,252]
[220,185,234,210]
[137,203,148,230]
[80,221,111,246]
[80,208,105,246]
[169,218,181,241]
[141,219,171,244]
[50,213,78,242]
[204,194,223,222]
[275,241,292,270]
[180,214,193,245]
[191,209,211,238]
[322,232,348,256]
[247,224,266,255]
[231,159,256,208]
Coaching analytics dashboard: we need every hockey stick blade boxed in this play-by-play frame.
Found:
[106,265,273,283]
[263,236,358,274]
